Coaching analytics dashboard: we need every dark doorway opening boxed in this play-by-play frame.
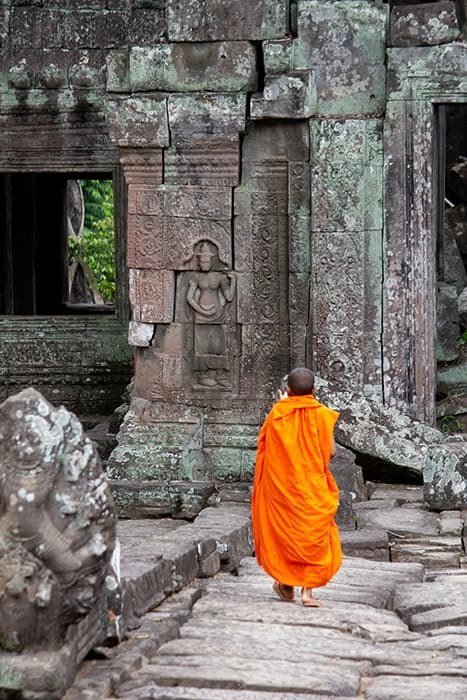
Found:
[435,104,467,432]
[0,172,115,316]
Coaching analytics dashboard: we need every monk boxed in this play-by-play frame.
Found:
[251,367,342,607]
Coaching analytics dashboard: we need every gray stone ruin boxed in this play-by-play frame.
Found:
[0,389,119,700]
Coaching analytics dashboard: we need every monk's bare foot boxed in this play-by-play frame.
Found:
[273,581,295,602]
[301,587,321,607]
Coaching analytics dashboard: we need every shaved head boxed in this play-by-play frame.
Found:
[287,367,315,396]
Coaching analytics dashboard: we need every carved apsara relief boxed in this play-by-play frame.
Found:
[184,240,236,391]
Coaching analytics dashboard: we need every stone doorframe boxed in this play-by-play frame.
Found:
[383,47,467,424]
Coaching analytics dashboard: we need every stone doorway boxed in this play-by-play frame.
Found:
[436,104,467,432]
[0,173,116,315]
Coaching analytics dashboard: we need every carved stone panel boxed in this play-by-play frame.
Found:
[311,230,382,395]
[120,148,163,186]
[129,269,175,323]
[240,323,289,397]
[313,333,383,402]
[128,184,232,220]
[312,233,365,337]
[127,213,163,269]
[128,216,232,269]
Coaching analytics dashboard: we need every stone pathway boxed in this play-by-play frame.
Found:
[65,484,467,700]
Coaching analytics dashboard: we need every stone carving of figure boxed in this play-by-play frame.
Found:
[0,388,118,655]
[186,240,236,390]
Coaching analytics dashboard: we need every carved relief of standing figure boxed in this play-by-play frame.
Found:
[186,240,236,390]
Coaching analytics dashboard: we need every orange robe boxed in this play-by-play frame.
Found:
[252,394,342,588]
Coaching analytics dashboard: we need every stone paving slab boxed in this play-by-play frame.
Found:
[356,507,440,536]
[135,654,365,696]
[364,675,467,700]
[115,688,356,700]
[66,494,467,700]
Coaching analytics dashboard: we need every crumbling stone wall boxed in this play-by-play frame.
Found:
[1,1,466,483]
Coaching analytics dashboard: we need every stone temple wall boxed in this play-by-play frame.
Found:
[0,0,466,481]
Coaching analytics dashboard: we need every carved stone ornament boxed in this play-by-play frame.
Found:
[0,388,118,656]
[185,240,236,391]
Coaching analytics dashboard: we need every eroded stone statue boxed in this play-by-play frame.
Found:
[185,240,236,390]
[0,388,117,656]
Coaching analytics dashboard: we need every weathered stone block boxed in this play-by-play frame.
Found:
[390,1,460,47]
[164,138,240,187]
[203,423,258,449]
[311,119,383,233]
[60,10,128,49]
[315,376,444,478]
[437,363,467,396]
[9,8,43,49]
[288,161,311,215]
[129,43,256,92]
[197,549,221,577]
[339,529,389,561]
[424,440,467,510]
[123,556,172,617]
[263,38,295,74]
[199,447,249,482]
[128,320,154,347]
[128,7,166,45]
[106,49,130,92]
[295,0,387,115]
[242,120,310,164]
[167,0,289,41]
[110,480,215,519]
[108,442,198,481]
[129,269,175,324]
[168,93,247,144]
[289,215,310,273]
[436,283,460,363]
[105,96,169,147]
[251,70,317,120]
